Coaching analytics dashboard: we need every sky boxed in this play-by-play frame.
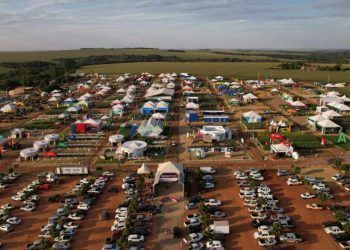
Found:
[0,0,349,51]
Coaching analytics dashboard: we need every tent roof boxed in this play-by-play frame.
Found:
[317,119,341,128]
[322,110,342,118]
[153,161,184,187]
[137,163,151,174]
[242,111,261,118]
[308,114,327,122]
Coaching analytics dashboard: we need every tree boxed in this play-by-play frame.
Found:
[334,210,346,222]
[317,192,329,202]
[291,165,301,175]
[173,226,182,238]
[257,197,267,206]
[343,223,350,233]
[271,222,283,237]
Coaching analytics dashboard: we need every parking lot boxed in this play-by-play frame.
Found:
[0,175,78,249]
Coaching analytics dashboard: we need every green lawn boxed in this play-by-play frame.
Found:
[325,135,350,150]
[77,62,350,82]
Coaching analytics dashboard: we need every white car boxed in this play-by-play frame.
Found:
[111,222,126,231]
[206,240,222,249]
[6,217,21,225]
[68,213,84,221]
[236,174,248,180]
[11,194,25,201]
[116,207,128,213]
[279,233,302,243]
[184,218,202,227]
[248,206,264,213]
[202,175,213,181]
[258,238,277,247]
[183,233,203,244]
[300,192,316,199]
[0,223,13,233]
[287,179,302,186]
[244,200,258,207]
[188,242,204,250]
[204,182,215,189]
[87,188,101,194]
[0,183,8,189]
[103,171,115,177]
[200,167,216,174]
[127,234,144,242]
[63,222,79,230]
[77,203,90,211]
[204,199,222,206]
[115,213,128,220]
[332,174,345,181]
[253,230,276,239]
[251,213,267,220]
[324,226,345,234]
[20,204,36,212]
[312,183,330,191]
[258,187,271,193]
[1,204,13,210]
[258,225,272,232]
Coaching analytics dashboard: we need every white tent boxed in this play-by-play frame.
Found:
[1,103,17,113]
[153,161,184,188]
[137,163,151,175]
[152,113,166,120]
[243,93,258,102]
[322,110,342,119]
[185,102,199,110]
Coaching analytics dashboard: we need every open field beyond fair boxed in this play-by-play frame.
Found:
[77,61,350,82]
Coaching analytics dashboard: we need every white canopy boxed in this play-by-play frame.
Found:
[186,102,199,110]
[317,119,341,128]
[322,110,342,119]
[137,163,151,175]
[1,103,17,113]
[243,111,261,119]
[309,114,327,122]
[153,161,184,187]
[152,113,166,120]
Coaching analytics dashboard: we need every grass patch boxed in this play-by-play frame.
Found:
[325,135,350,150]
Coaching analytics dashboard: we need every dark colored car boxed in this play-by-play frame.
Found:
[101,211,109,220]
[189,196,202,203]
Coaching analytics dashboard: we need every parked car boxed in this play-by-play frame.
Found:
[52,241,71,250]
[306,203,323,210]
[253,230,276,239]
[6,217,21,225]
[205,240,222,249]
[251,213,267,220]
[20,204,36,212]
[204,199,222,206]
[333,174,345,181]
[325,226,345,234]
[183,233,203,244]
[188,242,204,250]
[279,233,302,243]
[287,179,302,186]
[200,167,216,174]
[258,238,277,247]
[0,224,13,233]
[186,202,199,210]
[277,169,290,176]
[339,240,350,249]
[301,192,316,199]
[127,234,145,242]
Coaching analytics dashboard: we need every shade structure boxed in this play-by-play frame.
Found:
[44,133,60,143]
[20,148,39,158]
[322,110,342,119]
[153,161,184,188]
[137,163,151,175]
[115,140,148,158]
[33,140,49,150]
[152,112,166,120]
[317,119,341,128]
[109,134,124,144]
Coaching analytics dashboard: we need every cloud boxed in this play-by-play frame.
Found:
[0,0,349,50]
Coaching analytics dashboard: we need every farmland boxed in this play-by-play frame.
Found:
[0,48,273,63]
[77,61,350,82]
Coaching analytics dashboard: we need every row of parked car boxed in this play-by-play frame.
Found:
[0,171,21,189]
[103,173,155,250]
[236,168,303,247]
[27,171,113,250]
[183,167,227,250]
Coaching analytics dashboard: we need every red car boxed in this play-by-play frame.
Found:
[39,184,50,190]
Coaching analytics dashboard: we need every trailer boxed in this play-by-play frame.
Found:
[207,220,230,234]
[56,166,89,175]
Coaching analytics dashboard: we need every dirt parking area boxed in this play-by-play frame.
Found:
[0,176,78,249]
[263,170,340,250]
[70,175,125,250]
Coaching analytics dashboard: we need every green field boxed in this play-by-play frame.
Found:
[0,66,10,73]
[77,62,350,82]
[0,48,272,63]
